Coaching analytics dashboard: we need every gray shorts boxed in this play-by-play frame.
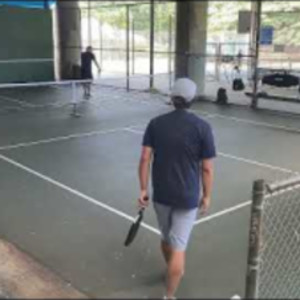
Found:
[153,202,198,251]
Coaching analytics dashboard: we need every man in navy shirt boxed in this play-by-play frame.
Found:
[138,78,216,299]
[81,46,101,99]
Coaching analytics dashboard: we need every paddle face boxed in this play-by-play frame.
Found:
[124,209,144,247]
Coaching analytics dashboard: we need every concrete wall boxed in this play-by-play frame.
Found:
[175,1,208,95]
[56,0,81,80]
[188,1,208,95]
[0,6,54,83]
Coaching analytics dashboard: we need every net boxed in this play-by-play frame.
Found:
[246,175,300,299]
[0,80,90,115]
[0,75,169,116]
[93,74,169,106]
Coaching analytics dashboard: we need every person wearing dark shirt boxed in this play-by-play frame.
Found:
[81,46,101,99]
[138,78,216,299]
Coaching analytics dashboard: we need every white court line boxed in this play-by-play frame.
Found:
[0,152,273,238]
[193,192,278,227]
[0,150,269,236]
[123,99,300,133]
[0,94,68,109]
[0,125,141,151]
[86,89,300,133]
[194,201,251,226]
[0,153,160,236]
[0,95,36,108]
[0,106,24,113]
[124,127,296,174]
[0,112,297,236]
[218,152,296,174]
[193,109,300,134]
[0,140,288,238]
[140,99,300,133]
[88,92,300,134]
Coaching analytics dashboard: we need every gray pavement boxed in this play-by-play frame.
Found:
[0,86,299,298]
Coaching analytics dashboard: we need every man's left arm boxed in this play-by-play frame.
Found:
[200,159,214,214]
[199,123,216,214]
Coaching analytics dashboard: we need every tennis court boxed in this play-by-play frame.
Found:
[0,83,299,298]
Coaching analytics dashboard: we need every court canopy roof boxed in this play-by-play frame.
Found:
[0,1,55,9]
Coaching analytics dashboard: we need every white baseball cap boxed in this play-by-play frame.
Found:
[171,78,197,102]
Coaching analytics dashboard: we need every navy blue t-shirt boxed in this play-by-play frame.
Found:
[81,52,95,78]
[143,109,216,209]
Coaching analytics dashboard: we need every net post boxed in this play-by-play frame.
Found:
[70,81,80,118]
[245,179,265,299]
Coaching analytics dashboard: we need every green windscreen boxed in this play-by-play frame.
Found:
[0,6,54,83]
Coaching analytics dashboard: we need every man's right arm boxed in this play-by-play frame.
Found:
[200,159,214,214]
[138,146,153,208]
[138,121,154,208]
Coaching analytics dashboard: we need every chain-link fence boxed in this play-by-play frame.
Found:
[245,175,300,299]
[3,1,300,113]
[80,1,176,93]
[77,1,300,113]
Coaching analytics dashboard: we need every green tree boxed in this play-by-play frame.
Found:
[83,1,300,46]
[208,1,300,45]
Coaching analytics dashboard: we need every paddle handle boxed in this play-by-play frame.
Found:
[138,196,149,217]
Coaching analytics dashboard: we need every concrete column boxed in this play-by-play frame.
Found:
[56,0,81,79]
[188,1,208,94]
[175,2,190,78]
[175,1,208,94]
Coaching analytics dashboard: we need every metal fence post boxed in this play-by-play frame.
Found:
[215,43,221,81]
[245,179,265,299]
[126,5,130,91]
[149,0,155,89]
[71,81,80,117]
[168,14,173,91]
[251,0,262,109]
[99,21,103,67]
[132,19,135,75]
[88,0,92,47]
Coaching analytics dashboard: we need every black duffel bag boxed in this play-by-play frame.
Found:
[262,73,299,88]
[233,78,245,91]
[216,87,228,105]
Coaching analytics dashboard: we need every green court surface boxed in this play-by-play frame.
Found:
[0,86,299,298]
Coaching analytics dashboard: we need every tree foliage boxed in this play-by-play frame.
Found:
[208,1,300,45]
[83,1,300,45]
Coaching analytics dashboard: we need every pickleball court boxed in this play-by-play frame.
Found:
[0,85,299,298]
